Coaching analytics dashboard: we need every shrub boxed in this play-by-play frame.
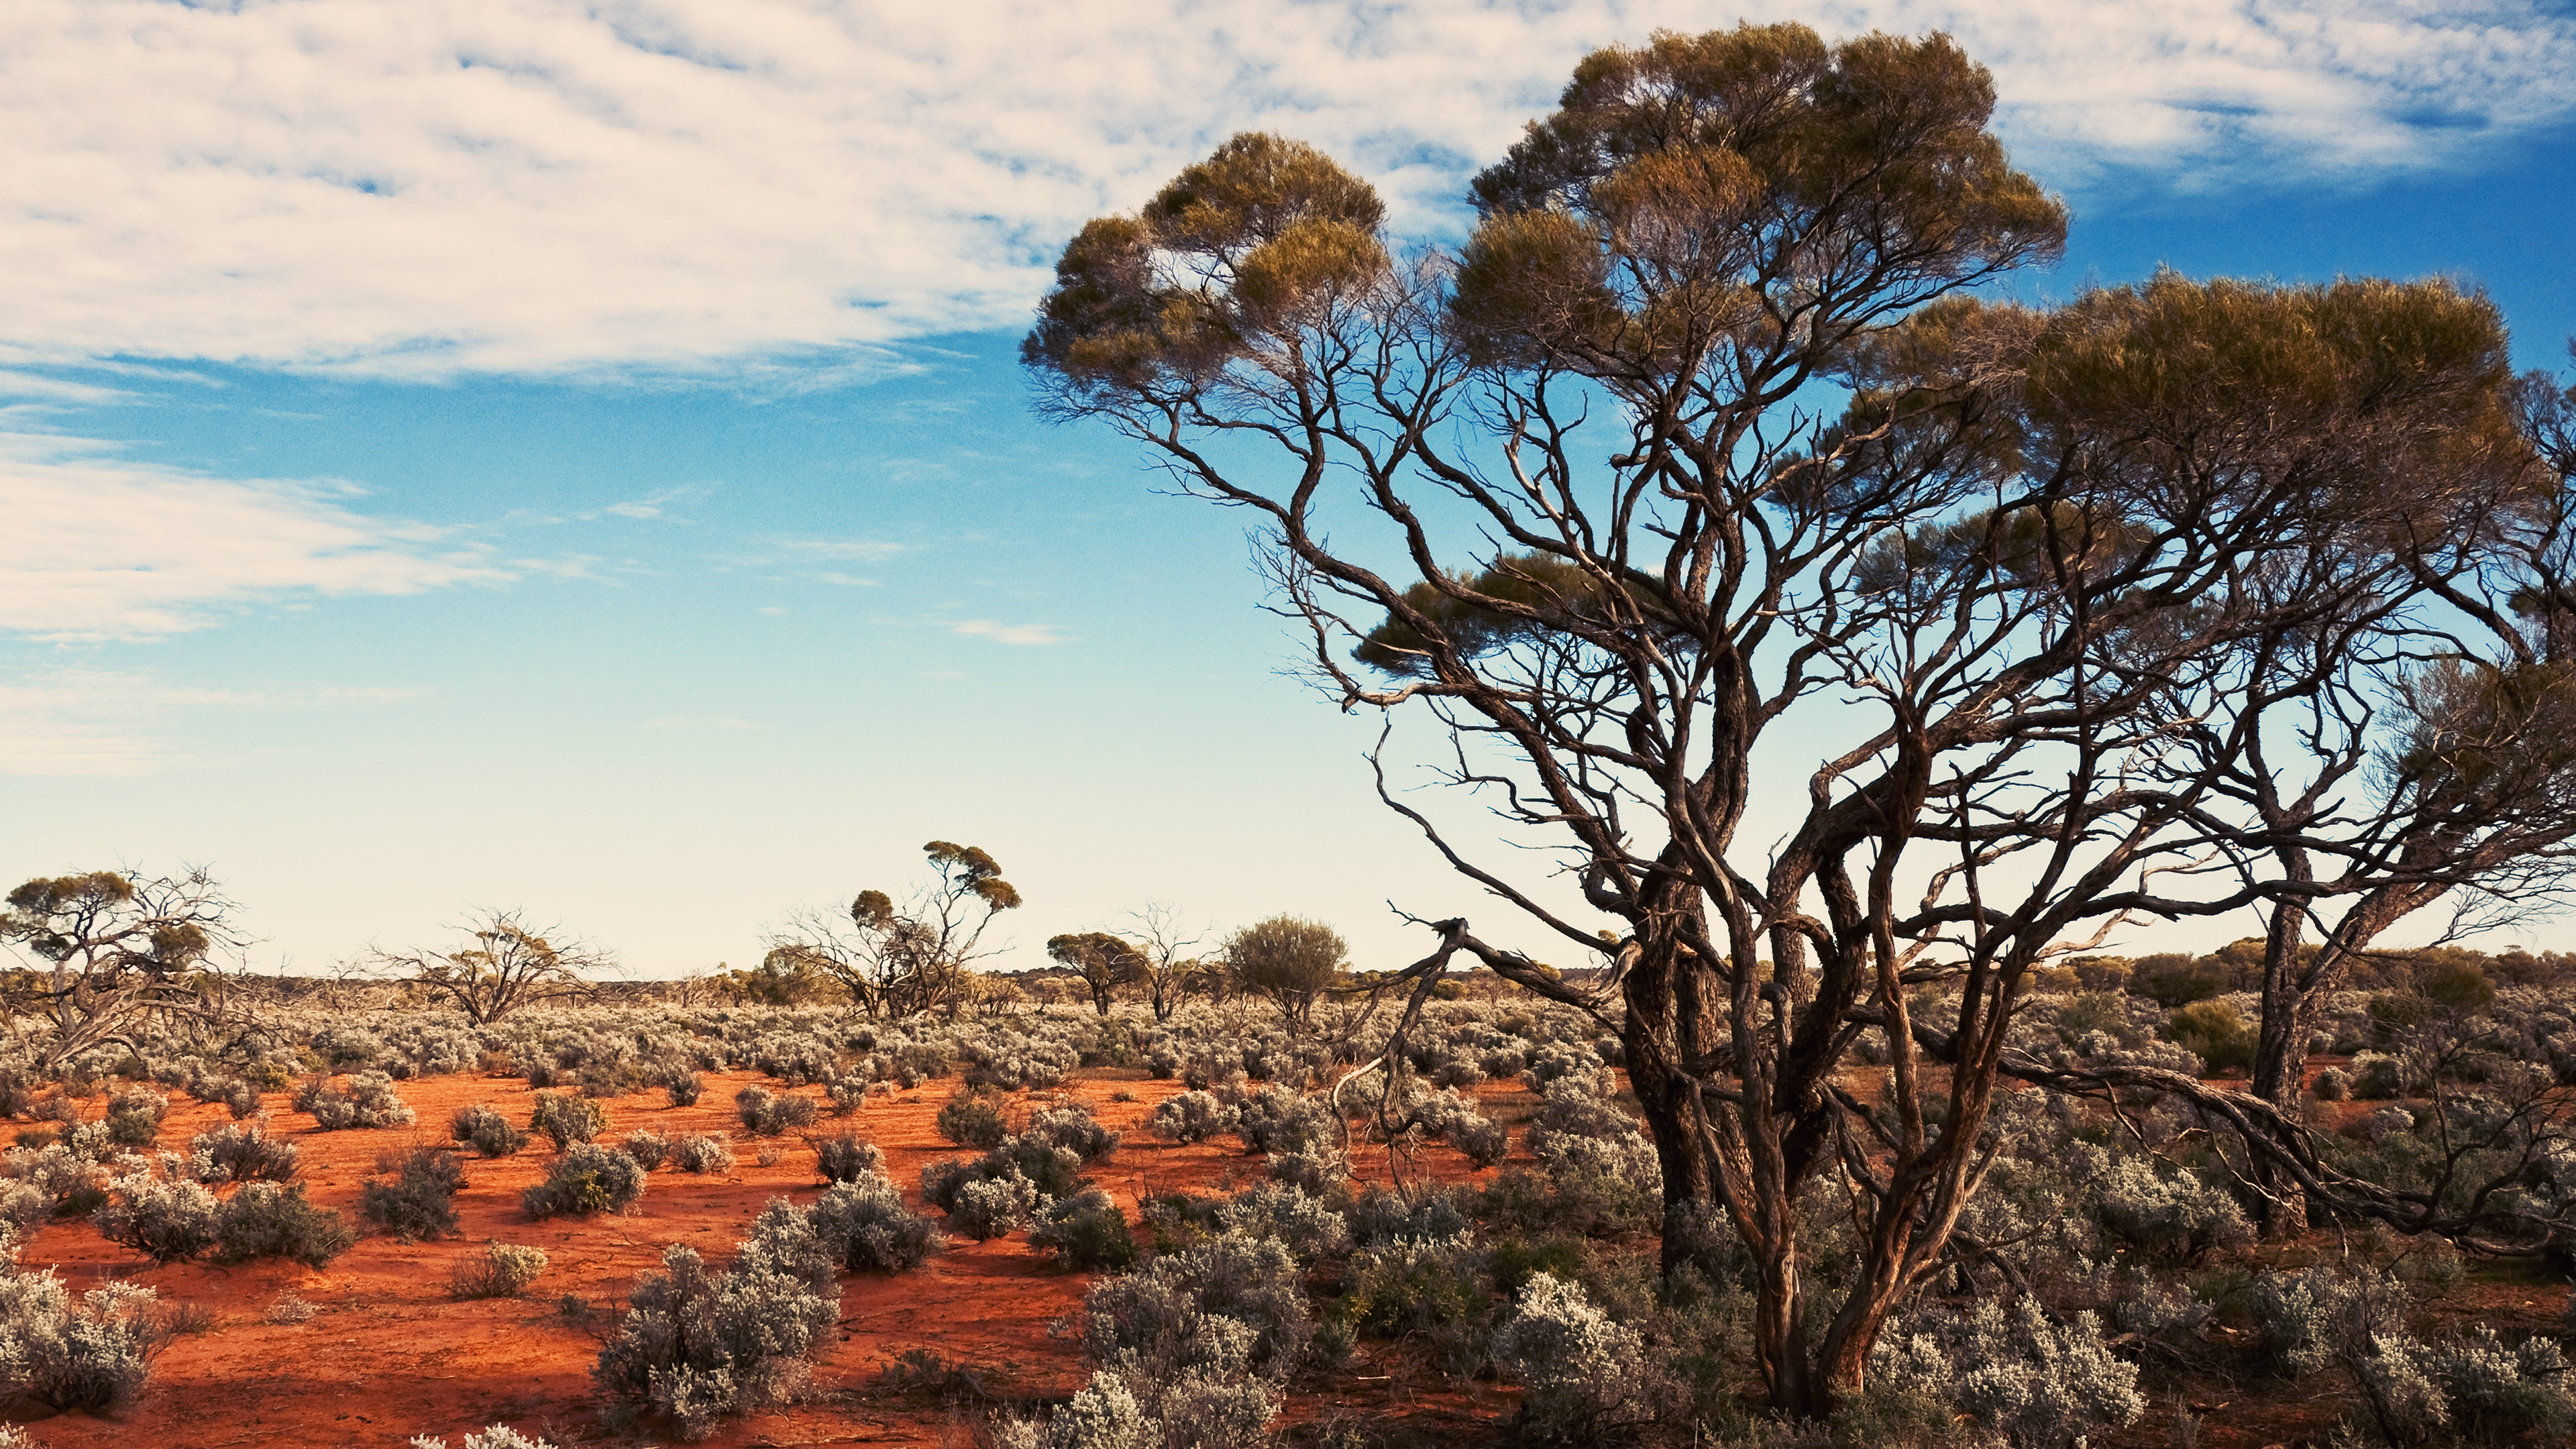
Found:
[1265,1145,1348,1196]
[409,1427,561,1449]
[735,1196,838,1298]
[1146,1090,1240,1144]
[1492,1273,1652,1440]
[529,1091,606,1150]
[1085,1230,1313,1376]
[362,1147,466,1241]
[103,1090,166,1148]
[214,1181,357,1267]
[95,1165,220,1263]
[1215,1183,1350,1263]
[672,1132,735,1174]
[451,1240,549,1300]
[1025,1103,1120,1163]
[295,1071,415,1130]
[811,1175,943,1272]
[735,1085,818,1138]
[814,1133,885,1184]
[935,1088,1010,1149]
[189,1121,300,1183]
[591,1243,834,1440]
[2314,1066,2353,1101]
[1353,1184,1472,1246]
[2165,1000,2257,1075]
[664,1070,704,1107]
[451,1104,525,1158]
[2352,1051,2408,1100]
[2421,1326,2576,1445]
[1236,1085,1334,1157]
[523,1144,646,1219]
[2088,1152,2252,1264]
[0,1266,158,1412]
[1029,1189,1138,1271]
[2248,1266,2406,1377]
[1452,1116,1509,1168]
[1871,1295,2145,1449]
[1342,1233,1488,1339]
[619,1129,672,1171]
[951,1174,1042,1240]
[998,1368,1277,1449]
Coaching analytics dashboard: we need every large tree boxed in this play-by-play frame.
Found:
[1025,22,2564,1413]
[1,867,244,1070]
[372,910,612,1025]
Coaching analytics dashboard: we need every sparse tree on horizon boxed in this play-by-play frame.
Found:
[765,841,1020,1018]
[1224,914,1346,1027]
[0,866,245,1071]
[372,910,610,1025]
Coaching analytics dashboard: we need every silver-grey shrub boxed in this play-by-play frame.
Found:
[810,1174,942,1272]
[95,1162,221,1263]
[1146,1091,1240,1144]
[0,1254,158,1412]
[1491,1272,1652,1440]
[590,1242,835,1441]
[294,1071,415,1130]
[1870,1295,2144,1449]
[187,1120,300,1183]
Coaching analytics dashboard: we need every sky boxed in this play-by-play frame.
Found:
[5,0,2575,981]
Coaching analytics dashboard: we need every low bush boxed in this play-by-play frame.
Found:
[450,1240,549,1300]
[591,1242,835,1440]
[1872,1295,2144,1449]
[810,1173,942,1272]
[295,1071,416,1130]
[672,1132,735,1175]
[1025,1103,1120,1163]
[951,1174,1042,1240]
[735,1086,818,1138]
[2088,1152,2251,1265]
[0,1264,158,1412]
[1083,1230,1312,1379]
[664,1070,704,1108]
[1342,1233,1489,1340]
[2355,1325,2576,1448]
[188,1121,300,1183]
[95,1166,220,1263]
[409,1427,560,1449]
[2314,1067,2353,1102]
[103,1090,166,1148]
[451,1104,525,1158]
[619,1130,672,1171]
[935,1088,1010,1150]
[736,1196,839,1298]
[1214,1183,1350,1263]
[361,1147,466,1241]
[1029,1189,1138,1271]
[1236,1085,1334,1157]
[529,1091,606,1150]
[215,1181,358,1267]
[2165,1000,2257,1075]
[1146,1090,1240,1144]
[523,1144,646,1219]
[1452,1116,1509,1168]
[1492,1273,1652,1440]
[814,1133,885,1184]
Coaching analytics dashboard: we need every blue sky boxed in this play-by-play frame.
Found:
[5,1,2575,979]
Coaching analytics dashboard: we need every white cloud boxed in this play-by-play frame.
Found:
[949,619,1069,645]
[0,1,2565,379]
[0,432,503,640]
[0,669,421,775]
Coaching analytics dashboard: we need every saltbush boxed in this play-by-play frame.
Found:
[672,1132,735,1175]
[1029,1189,1138,1271]
[1146,1090,1240,1144]
[450,1240,549,1299]
[296,1071,416,1130]
[95,1164,220,1263]
[1492,1273,1651,1440]
[529,1091,606,1150]
[522,1144,646,1219]
[409,1428,560,1449]
[814,1133,885,1184]
[1214,1183,1350,1263]
[619,1129,672,1171]
[189,1120,301,1183]
[810,1174,942,1272]
[216,1181,358,1267]
[451,1104,525,1158]
[0,1261,158,1411]
[1026,1102,1120,1163]
[934,1087,1010,1149]
[1872,1295,2144,1449]
[951,1173,1042,1240]
[361,1147,466,1241]
[591,1242,834,1440]
[735,1085,818,1138]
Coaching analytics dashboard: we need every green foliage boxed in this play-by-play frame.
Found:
[450,1240,549,1300]
[2165,1000,2257,1075]
[1223,916,1346,1025]
[935,1087,1009,1149]
[362,1147,466,1241]
[216,1181,358,1267]
[1028,1189,1138,1272]
[529,1091,605,1150]
[523,1144,645,1220]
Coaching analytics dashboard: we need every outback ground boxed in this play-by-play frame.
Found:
[3,1061,2565,1448]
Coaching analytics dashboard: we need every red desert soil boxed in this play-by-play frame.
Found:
[7,1068,1532,1449]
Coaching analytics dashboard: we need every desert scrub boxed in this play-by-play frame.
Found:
[735,1085,818,1137]
[1029,1189,1138,1271]
[1214,1183,1350,1263]
[187,1120,300,1183]
[294,1071,415,1130]
[362,1146,466,1240]
[103,1089,166,1148]
[214,1181,358,1267]
[672,1132,735,1174]
[95,1163,221,1263]
[522,1144,646,1219]
[451,1104,525,1158]
[0,1260,158,1412]
[1084,1230,1313,1378]
[663,1069,704,1107]
[810,1173,943,1271]
[934,1087,1010,1149]
[1871,1295,2144,1449]
[1492,1273,1654,1440]
[814,1132,885,1184]
[450,1240,549,1300]
[591,1242,835,1440]
[1026,1103,1120,1163]
[619,1129,672,1171]
[1235,1084,1335,1157]
[528,1091,606,1150]
[409,1428,560,1449]
[1146,1089,1240,1144]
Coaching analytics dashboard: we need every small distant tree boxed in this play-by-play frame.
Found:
[372,911,610,1025]
[1,867,244,1071]
[1224,916,1346,1026]
[765,841,1020,1018]
[1126,902,1213,1022]
[1045,932,1147,1016]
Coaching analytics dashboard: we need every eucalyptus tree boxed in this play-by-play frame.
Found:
[765,841,1020,1018]
[1,867,244,1070]
[372,910,611,1024]
[1045,930,1148,1015]
[1024,21,2550,1412]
